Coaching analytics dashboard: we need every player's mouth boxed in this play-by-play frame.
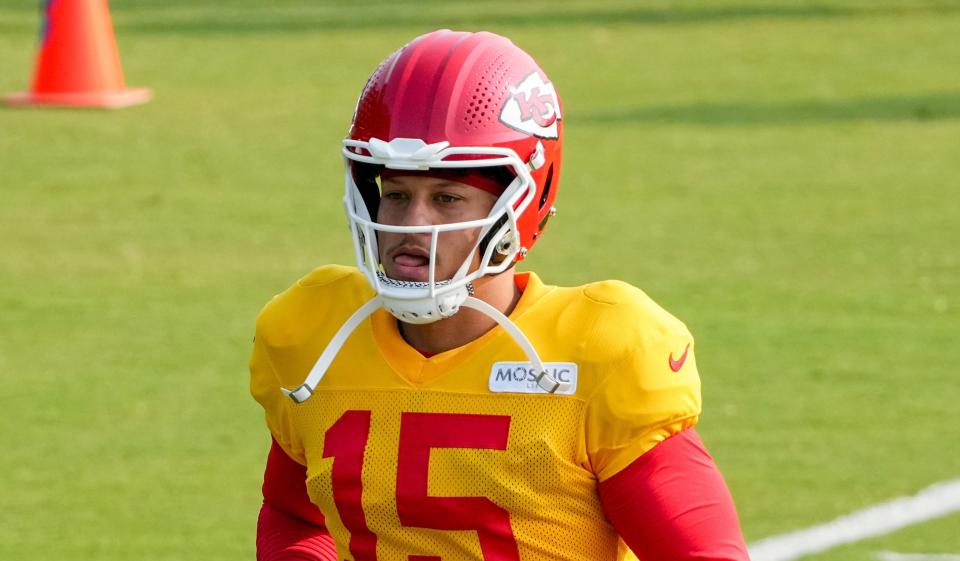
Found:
[388,246,432,282]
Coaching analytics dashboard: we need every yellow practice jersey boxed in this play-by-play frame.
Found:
[251,265,701,561]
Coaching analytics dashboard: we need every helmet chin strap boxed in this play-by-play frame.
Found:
[280,294,570,403]
[459,296,571,393]
[280,297,382,403]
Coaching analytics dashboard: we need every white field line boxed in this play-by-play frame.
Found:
[876,553,960,561]
[749,479,960,561]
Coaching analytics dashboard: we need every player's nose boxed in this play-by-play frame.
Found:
[397,195,437,228]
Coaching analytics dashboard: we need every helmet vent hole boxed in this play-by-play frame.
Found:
[461,51,509,132]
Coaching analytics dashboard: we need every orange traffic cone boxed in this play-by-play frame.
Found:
[4,0,151,109]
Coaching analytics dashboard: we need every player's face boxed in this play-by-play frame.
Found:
[377,175,497,283]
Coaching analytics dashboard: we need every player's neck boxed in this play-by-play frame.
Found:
[398,272,521,355]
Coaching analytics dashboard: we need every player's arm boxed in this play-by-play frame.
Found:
[579,285,748,559]
[258,437,337,561]
[597,429,749,560]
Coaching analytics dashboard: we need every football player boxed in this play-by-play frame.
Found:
[252,30,750,561]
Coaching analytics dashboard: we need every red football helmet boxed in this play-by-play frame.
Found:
[342,29,563,324]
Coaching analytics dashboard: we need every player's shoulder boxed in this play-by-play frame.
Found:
[560,281,701,480]
[255,264,372,347]
[581,278,688,333]
[542,278,692,361]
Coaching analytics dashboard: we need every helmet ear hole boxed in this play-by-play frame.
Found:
[538,164,554,210]
[493,231,517,264]
[479,215,514,266]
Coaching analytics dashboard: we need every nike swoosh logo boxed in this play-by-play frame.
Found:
[669,343,690,372]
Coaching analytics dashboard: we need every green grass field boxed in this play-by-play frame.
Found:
[2,1,959,559]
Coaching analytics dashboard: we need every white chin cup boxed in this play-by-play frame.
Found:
[376,272,470,325]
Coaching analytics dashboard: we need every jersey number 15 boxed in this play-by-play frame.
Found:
[324,410,521,561]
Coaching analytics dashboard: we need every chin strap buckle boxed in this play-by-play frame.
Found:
[284,384,314,404]
[534,370,571,394]
[534,370,560,393]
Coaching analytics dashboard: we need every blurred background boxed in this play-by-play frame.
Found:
[1,1,958,559]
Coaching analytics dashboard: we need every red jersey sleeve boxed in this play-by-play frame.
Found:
[597,429,750,560]
[258,438,337,561]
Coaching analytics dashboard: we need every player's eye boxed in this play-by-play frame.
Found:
[381,191,407,201]
[435,193,462,204]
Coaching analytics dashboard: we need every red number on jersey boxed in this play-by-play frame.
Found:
[322,410,519,561]
[397,412,519,561]
[323,410,378,561]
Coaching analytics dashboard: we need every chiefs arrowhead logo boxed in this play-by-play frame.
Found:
[499,71,561,139]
